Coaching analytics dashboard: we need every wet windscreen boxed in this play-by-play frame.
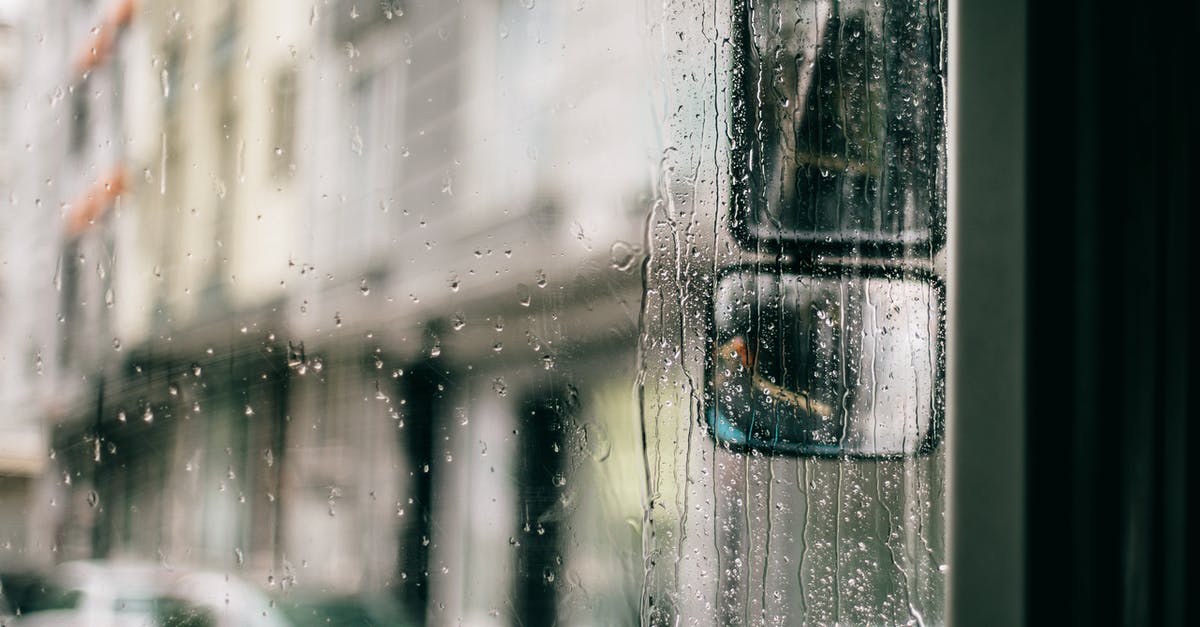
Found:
[0,0,947,625]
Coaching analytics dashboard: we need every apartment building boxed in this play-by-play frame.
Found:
[291,2,651,622]
[4,0,654,623]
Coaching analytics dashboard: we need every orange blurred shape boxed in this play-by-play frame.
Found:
[67,167,126,237]
[727,336,755,369]
[73,0,137,77]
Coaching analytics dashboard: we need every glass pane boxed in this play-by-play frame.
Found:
[732,0,947,255]
[641,0,947,624]
[0,0,947,625]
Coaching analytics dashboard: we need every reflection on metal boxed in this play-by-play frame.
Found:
[713,336,838,419]
[730,0,947,256]
[708,269,943,457]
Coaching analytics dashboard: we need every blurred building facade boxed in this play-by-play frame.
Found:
[2,0,652,624]
[0,2,45,569]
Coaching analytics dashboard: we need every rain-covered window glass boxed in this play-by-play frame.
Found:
[642,0,946,624]
[0,1,945,625]
[732,0,946,255]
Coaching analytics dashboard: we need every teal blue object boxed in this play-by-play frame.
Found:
[706,407,844,457]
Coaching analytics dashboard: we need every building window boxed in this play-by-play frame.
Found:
[69,80,89,154]
[271,68,296,180]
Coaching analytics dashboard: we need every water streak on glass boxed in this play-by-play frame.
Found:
[639,0,946,624]
[0,0,944,625]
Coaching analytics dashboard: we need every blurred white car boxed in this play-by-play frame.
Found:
[7,560,291,627]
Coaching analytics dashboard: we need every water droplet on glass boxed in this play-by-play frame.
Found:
[381,0,403,19]
[451,313,466,331]
[143,407,154,423]
[609,240,639,271]
[521,0,536,9]
[112,338,122,351]
[168,383,180,397]
[360,279,370,295]
[492,378,507,396]
[516,283,531,307]
[86,490,99,508]
[245,405,254,416]
[350,125,364,155]
[535,270,547,288]
[583,422,612,462]
[192,363,202,377]
[492,342,503,353]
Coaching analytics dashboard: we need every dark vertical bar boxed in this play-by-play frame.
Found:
[90,377,110,558]
[270,367,289,575]
[513,389,573,626]
[398,357,440,617]
[1025,2,1099,623]
[947,0,1026,623]
[1025,1,1197,624]
[246,364,286,565]
[1159,8,1195,621]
